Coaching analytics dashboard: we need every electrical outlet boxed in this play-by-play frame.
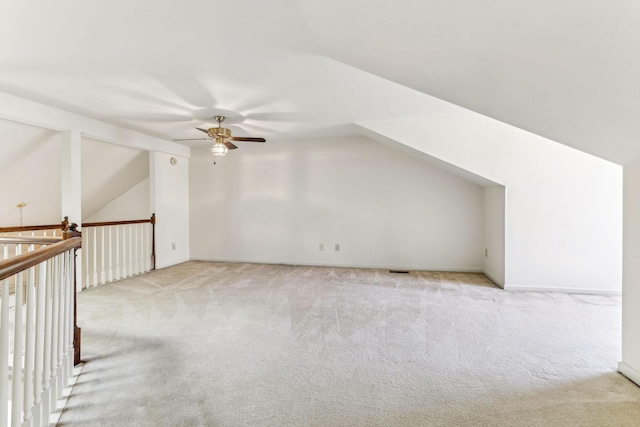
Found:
[335,244,340,252]
[319,243,324,251]
[485,248,488,257]
[172,242,176,250]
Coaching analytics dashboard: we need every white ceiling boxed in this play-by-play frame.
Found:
[0,0,637,164]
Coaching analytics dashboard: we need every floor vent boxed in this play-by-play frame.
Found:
[389,270,410,274]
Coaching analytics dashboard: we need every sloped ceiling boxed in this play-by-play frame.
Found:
[0,120,61,225]
[0,1,637,164]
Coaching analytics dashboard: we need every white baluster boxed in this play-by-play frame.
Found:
[92,228,98,287]
[128,225,133,277]
[42,259,53,423]
[1,278,10,426]
[11,269,24,427]
[135,224,140,275]
[122,226,127,278]
[66,250,74,380]
[100,227,106,285]
[60,251,71,391]
[140,223,145,273]
[23,258,37,425]
[115,226,121,281]
[56,255,65,398]
[143,223,149,272]
[33,261,47,427]
[108,227,114,282]
[50,257,59,407]
[83,230,90,290]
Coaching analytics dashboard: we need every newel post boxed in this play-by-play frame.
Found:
[151,213,156,270]
[63,219,82,365]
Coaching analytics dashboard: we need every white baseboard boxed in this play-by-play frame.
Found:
[504,284,621,296]
[156,257,191,270]
[483,271,504,289]
[189,257,483,273]
[618,361,640,387]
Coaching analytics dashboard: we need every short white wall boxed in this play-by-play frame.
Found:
[151,152,190,269]
[619,160,640,385]
[483,186,506,286]
[84,177,150,223]
[190,135,485,271]
[81,137,149,220]
[361,113,623,293]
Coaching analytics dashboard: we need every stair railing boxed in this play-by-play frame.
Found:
[81,214,156,288]
[0,234,81,427]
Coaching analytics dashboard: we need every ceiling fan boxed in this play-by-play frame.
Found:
[173,115,266,158]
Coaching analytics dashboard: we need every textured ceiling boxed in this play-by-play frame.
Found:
[0,0,637,164]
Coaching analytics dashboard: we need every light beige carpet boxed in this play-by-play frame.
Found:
[58,262,640,426]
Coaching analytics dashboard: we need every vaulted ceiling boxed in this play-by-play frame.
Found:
[0,1,637,164]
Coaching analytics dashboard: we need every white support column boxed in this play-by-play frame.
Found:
[61,130,83,292]
[620,161,640,386]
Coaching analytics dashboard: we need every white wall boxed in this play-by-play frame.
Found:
[84,177,150,223]
[151,152,190,269]
[190,135,485,271]
[483,186,506,286]
[81,137,149,220]
[0,94,190,272]
[0,119,62,225]
[361,113,623,294]
[619,160,640,385]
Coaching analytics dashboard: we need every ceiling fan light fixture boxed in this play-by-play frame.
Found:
[211,138,229,157]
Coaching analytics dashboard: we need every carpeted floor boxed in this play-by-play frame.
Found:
[58,261,640,426]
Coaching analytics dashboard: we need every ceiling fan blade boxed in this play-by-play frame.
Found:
[231,137,266,142]
[223,140,238,150]
[196,127,210,134]
[173,138,210,141]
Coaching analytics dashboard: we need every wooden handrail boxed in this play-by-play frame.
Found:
[0,223,63,233]
[0,216,70,233]
[0,237,81,282]
[0,236,63,245]
[82,214,155,228]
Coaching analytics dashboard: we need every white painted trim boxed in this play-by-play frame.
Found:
[0,91,190,157]
[504,284,621,296]
[189,257,484,273]
[155,257,191,270]
[483,270,505,289]
[618,362,640,387]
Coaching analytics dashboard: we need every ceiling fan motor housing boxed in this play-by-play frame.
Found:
[207,127,231,139]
